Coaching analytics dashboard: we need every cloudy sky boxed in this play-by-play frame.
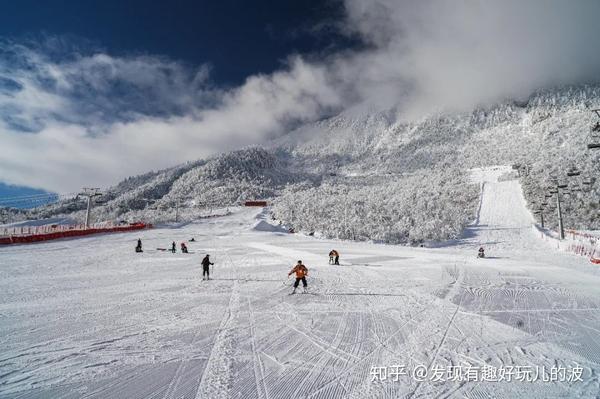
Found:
[1,0,600,194]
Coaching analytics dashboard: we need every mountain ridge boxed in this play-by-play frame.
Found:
[4,85,599,243]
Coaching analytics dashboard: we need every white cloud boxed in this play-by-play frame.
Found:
[0,48,341,192]
[340,0,600,116]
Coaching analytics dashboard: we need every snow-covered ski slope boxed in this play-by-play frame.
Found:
[452,166,543,253]
[1,168,600,398]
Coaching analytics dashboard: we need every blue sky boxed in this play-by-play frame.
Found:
[0,0,351,86]
[1,0,600,201]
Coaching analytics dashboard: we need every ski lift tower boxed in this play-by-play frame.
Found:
[545,178,567,240]
[78,187,102,229]
[547,167,584,240]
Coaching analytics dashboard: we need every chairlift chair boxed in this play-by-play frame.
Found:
[582,177,596,185]
[566,168,581,177]
[588,109,600,149]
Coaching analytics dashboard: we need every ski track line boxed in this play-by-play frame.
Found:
[194,281,239,399]
[407,295,463,399]
[247,297,270,399]
[284,313,361,364]
[467,308,600,314]
[162,318,206,399]
[306,302,433,398]
[301,310,355,396]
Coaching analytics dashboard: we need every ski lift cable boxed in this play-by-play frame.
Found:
[0,191,76,202]
[0,196,64,205]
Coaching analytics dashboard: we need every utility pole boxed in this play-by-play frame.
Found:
[79,188,102,229]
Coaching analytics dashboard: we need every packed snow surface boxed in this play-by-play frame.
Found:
[1,168,599,398]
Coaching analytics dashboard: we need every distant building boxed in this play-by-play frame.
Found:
[244,200,268,207]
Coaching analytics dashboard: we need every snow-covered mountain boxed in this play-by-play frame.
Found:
[6,85,600,243]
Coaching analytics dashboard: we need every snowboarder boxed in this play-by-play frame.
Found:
[180,242,188,253]
[201,254,214,280]
[171,241,176,253]
[135,238,143,253]
[288,260,308,294]
[478,247,485,258]
[329,250,340,265]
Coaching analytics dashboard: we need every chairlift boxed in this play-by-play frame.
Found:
[566,168,581,177]
[582,177,596,185]
[588,109,600,149]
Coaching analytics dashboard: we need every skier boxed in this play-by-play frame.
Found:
[180,242,188,253]
[478,247,485,258]
[201,254,214,280]
[135,238,143,253]
[171,241,176,253]
[190,238,196,242]
[329,249,340,265]
[288,260,308,294]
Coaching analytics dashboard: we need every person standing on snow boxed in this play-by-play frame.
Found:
[329,249,340,265]
[288,260,308,293]
[171,241,176,253]
[135,238,143,253]
[201,254,214,280]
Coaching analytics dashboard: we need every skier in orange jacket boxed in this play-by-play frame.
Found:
[288,260,308,294]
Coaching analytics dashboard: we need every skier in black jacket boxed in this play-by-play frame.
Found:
[201,254,214,280]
